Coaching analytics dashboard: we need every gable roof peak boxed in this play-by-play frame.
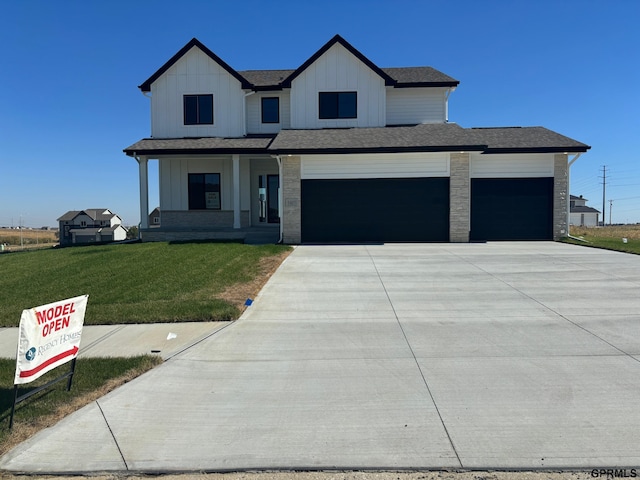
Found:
[138,37,251,92]
[281,34,396,88]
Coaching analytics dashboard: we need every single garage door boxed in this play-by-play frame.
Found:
[470,177,554,241]
[301,177,449,243]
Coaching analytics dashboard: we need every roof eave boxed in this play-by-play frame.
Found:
[482,146,591,154]
[269,145,487,155]
[124,147,271,156]
[394,81,460,88]
[252,85,286,92]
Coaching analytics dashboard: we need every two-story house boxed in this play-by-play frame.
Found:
[124,35,590,243]
[57,209,127,245]
[569,195,600,227]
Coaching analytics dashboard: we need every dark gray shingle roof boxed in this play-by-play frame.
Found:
[382,67,459,87]
[571,205,600,214]
[239,70,295,88]
[57,210,81,222]
[470,127,589,153]
[124,126,589,156]
[239,67,458,89]
[124,136,275,155]
[268,124,590,154]
[268,123,484,153]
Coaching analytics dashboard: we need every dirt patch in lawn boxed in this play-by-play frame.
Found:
[218,248,292,312]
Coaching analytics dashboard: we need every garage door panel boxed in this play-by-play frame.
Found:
[302,178,449,243]
[471,178,553,241]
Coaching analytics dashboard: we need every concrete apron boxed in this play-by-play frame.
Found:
[2,242,640,473]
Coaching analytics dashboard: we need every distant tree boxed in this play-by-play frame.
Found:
[126,226,139,240]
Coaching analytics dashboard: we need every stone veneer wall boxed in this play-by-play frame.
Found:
[553,153,568,240]
[282,156,302,244]
[449,152,470,242]
[161,210,250,229]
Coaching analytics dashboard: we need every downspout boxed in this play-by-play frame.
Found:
[243,91,255,136]
[567,153,583,240]
[275,155,283,244]
[444,87,456,123]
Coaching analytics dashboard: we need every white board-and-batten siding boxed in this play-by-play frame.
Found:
[158,156,251,211]
[246,92,291,134]
[386,88,447,125]
[150,48,245,138]
[301,153,450,179]
[290,43,386,129]
[470,153,555,178]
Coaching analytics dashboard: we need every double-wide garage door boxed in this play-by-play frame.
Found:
[301,177,450,243]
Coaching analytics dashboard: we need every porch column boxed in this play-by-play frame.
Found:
[137,156,149,229]
[233,154,241,229]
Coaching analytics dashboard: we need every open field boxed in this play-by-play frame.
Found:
[0,227,58,251]
[0,241,291,327]
[565,224,640,254]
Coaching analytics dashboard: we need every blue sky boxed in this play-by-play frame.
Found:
[1,0,639,228]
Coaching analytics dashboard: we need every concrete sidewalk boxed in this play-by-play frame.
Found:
[0,322,230,360]
[2,242,640,473]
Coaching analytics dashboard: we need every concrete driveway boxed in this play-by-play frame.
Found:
[2,242,640,473]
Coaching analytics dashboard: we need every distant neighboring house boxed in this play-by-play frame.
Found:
[148,207,161,227]
[57,209,127,246]
[569,195,600,227]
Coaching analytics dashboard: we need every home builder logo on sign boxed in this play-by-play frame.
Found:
[14,295,88,385]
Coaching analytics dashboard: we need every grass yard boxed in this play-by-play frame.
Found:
[0,241,291,327]
[564,224,640,255]
[0,355,162,455]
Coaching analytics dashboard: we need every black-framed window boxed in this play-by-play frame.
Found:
[261,97,279,124]
[184,94,213,125]
[188,173,221,210]
[319,91,357,119]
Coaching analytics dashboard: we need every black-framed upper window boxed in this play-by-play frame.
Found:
[184,94,213,125]
[261,97,280,124]
[319,91,357,119]
[188,173,221,210]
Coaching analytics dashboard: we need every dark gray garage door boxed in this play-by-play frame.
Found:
[301,177,449,243]
[470,177,554,241]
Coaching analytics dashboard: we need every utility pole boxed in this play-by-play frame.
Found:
[609,199,613,226]
[600,165,607,226]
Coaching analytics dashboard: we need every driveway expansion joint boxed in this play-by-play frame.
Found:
[365,246,464,469]
[96,400,128,471]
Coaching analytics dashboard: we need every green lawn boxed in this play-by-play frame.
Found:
[562,225,640,255]
[0,356,161,454]
[0,241,290,327]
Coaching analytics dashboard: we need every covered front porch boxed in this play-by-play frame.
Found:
[124,137,281,244]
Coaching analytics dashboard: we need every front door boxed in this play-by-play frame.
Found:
[258,174,280,224]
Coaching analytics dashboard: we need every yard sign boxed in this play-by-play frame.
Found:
[14,295,88,385]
